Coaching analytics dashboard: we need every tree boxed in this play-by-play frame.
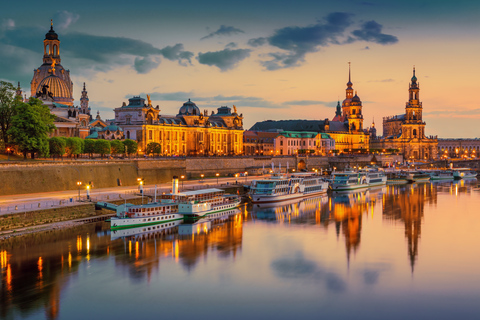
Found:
[65,137,83,158]
[8,98,56,159]
[110,140,124,156]
[84,139,95,158]
[146,142,162,156]
[94,139,111,158]
[123,139,138,157]
[0,81,18,147]
[49,137,66,159]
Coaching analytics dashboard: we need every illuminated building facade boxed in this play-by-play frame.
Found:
[437,139,480,159]
[114,97,244,155]
[250,65,370,153]
[371,68,438,160]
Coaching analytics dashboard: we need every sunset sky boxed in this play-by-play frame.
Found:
[1,0,479,138]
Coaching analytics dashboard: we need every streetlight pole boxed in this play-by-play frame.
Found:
[181,175,185,190]
[216,173,219,185]
[76,181,82,200]
[86,185,90,200]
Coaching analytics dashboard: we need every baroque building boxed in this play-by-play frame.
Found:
[114,96,244,155]
[250,65,370,153]
[371,68,438,160]
[28,21,92,138]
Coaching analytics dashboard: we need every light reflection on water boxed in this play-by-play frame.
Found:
[1,180,480,319]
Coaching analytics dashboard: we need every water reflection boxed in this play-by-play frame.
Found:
[1,179,479,319]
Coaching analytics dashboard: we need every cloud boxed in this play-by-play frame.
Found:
[247,37,267,47]
[197,48,251,71]
[261,12,354,70]
[0,25,193,75]
[367,78,394,83]
[282,100,334,106]
[352,20,398,44]
[130,91,287,110]
[52,10,79,31]
[1,18,15,31]
[201,25,245,40]
[134,56,160,74]
[225,42,237,48]
[159,43,194,66]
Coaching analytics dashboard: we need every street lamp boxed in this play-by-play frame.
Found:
[86,185,90,200]
[181,175,185,190]
[235,173,238,184]
[6,147,10,161]
[244,171,248,183]
[200,174,204,181]
[216,173,219,184]
[137,177,143,194]
[76,181,82,200]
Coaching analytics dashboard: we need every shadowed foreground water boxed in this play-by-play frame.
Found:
[1,180,480,320]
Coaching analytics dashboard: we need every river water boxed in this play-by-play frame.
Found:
[1,180,480,320]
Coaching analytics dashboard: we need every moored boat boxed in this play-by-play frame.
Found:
[330,170,369,192]
[406,171,430,183]
[110,176,240,229]
[365,169,387,187]
[453,168,478,180]
[386,172,408,185]
[429,170,454,180]
[249,172,328,204]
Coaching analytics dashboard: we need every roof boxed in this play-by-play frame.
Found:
[277,131,319,139]
[171,188,224,196]
[250,120,326,132]
[85,131,98,139]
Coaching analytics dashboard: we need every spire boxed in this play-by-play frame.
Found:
[347,62,353,87]
[411,66,417,83]
[335,101,342,116]
[83,82,86,91]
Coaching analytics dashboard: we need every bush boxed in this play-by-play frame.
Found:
[146,142,162,155]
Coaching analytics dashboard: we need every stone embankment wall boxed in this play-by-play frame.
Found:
[0,155,402,196]
[0,197,143,231]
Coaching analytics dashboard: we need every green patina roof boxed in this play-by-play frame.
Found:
[276,131,319,138]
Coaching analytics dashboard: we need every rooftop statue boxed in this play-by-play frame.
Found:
[233,105,237,114]
[147,94,152,106]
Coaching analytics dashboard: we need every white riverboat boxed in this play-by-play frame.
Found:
[429,170,454,181]
[249,172,329,204]
[110,177,240,229]
[330,170,370,192]
[405,171,431,183]
[453,168,478,180]
[366,169,387,187]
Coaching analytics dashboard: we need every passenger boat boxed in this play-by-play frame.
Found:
[429,170,454,180]
[405,171,430,183]
[386,172,408,185]
[366,169,387,187]
[453,168,478,180]
[249,172,328,204]
[330,170,370,192]
[110,176,240,229]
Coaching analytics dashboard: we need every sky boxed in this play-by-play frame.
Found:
[1,0,480,138]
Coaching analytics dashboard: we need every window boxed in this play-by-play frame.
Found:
[149,130,153,139]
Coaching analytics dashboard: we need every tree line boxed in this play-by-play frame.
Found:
[1,80,139,160]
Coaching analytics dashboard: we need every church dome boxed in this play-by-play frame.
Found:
[352,94,361,102]
[37,74,71,100]
[178,99,200,116]
[45,25,58,40]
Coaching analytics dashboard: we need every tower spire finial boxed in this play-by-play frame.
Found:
[83,82,86,91]
[348,61,351,83]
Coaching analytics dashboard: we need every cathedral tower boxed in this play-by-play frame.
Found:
[341,63,363,132]
[403,67,425,139]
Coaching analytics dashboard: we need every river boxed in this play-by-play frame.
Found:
[1,179,480,319]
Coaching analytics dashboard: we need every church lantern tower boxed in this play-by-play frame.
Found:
[43,20,61,66]
[80,82,91,116]
[342,63,363,132]
[403,67,425,139]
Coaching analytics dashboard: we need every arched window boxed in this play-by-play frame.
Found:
[413,129,417,137]
[53,44,58,56]
[45,44,49,55]
[126,131,130,139]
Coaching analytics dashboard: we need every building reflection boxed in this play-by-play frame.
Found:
[0,223,111,320]
[382,183,437,272]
